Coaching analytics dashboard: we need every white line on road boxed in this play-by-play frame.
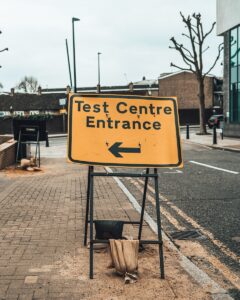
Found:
[189,160,239,175]
[164,168,183,174]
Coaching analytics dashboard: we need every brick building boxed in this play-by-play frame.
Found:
[159,71,216,109]
[158,71,223,124]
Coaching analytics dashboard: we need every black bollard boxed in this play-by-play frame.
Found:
[213,126,217,144]
[46,131,49,147]
[186,124,190,139]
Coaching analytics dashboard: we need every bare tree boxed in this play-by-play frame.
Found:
[17,76,39,93]
[169,12,223,134]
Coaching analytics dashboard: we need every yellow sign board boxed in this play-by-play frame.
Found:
[68,94,182,167]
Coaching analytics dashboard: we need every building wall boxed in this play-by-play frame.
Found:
[158,72,214,109]
[222,30,240,137]
[217,0,240,35]
[0,137,17,170]
[149,90,159,97]
[223,32,230,120]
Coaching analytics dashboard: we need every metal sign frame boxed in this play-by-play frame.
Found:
[84,166,165,280]
[68,94,182,168]
[67,93,185,280]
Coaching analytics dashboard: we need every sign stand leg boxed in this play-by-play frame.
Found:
[154,168,165,279]
[89,166,94,279]
[138,168,149,240]
[84,166,91,246]
[84,169,165,280]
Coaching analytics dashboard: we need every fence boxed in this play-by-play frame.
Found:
[0,115,68,135]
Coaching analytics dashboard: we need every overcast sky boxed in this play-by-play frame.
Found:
[0,0,222,91]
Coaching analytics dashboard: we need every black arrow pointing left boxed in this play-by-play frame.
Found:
[108,142,141,158]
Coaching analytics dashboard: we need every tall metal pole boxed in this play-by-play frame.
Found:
[72,17,80,93]
[65,38,72,88]
[97,52,101,93]
[98,52,101,85]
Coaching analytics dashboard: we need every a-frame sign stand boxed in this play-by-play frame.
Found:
[68,93,183,280]
[83,165,165,279]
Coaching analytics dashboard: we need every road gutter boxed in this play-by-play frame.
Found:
[105,166,233,300]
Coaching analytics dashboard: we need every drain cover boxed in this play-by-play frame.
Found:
[169,230,202,240]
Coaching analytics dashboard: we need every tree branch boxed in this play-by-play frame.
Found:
[202,46,210,53]
[170,37,195,64]
[203,22,216,40]
[182,33,191,39]
[170,62,194,72]
[194,13,203,73]
[185,18,200,73]
[189,24,198,36]
[181,45,194,58]
[200,22,204,40]
[203,43,224,77]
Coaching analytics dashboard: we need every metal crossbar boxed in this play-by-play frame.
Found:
[90,172,158,178]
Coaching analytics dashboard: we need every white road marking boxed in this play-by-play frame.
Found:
[189,160,239,175]
[164,169,183,174]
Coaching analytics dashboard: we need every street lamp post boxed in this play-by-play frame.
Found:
[72,17,80,93]
[65,39,72,89]
[97,52,101,93]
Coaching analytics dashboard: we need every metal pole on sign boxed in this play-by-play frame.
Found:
[138,168,149,241]
[89,166,94,279]
[84,166,91,246]
[153,168,165,279]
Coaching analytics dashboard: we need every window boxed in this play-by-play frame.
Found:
[230,26,240,123]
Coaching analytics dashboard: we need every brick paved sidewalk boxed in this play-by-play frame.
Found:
[0,159,214,299]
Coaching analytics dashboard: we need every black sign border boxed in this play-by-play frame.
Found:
[68,94,182,167]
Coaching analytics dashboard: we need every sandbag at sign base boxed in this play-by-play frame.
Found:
[108,239,139,284]
[20,158,37,169]
[20,158,41,172]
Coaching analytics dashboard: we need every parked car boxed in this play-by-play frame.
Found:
[207,114,224,129]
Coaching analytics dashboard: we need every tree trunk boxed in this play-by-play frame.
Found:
[198,78,207,134]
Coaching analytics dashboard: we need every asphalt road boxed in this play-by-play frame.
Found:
[157,142,240,258]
